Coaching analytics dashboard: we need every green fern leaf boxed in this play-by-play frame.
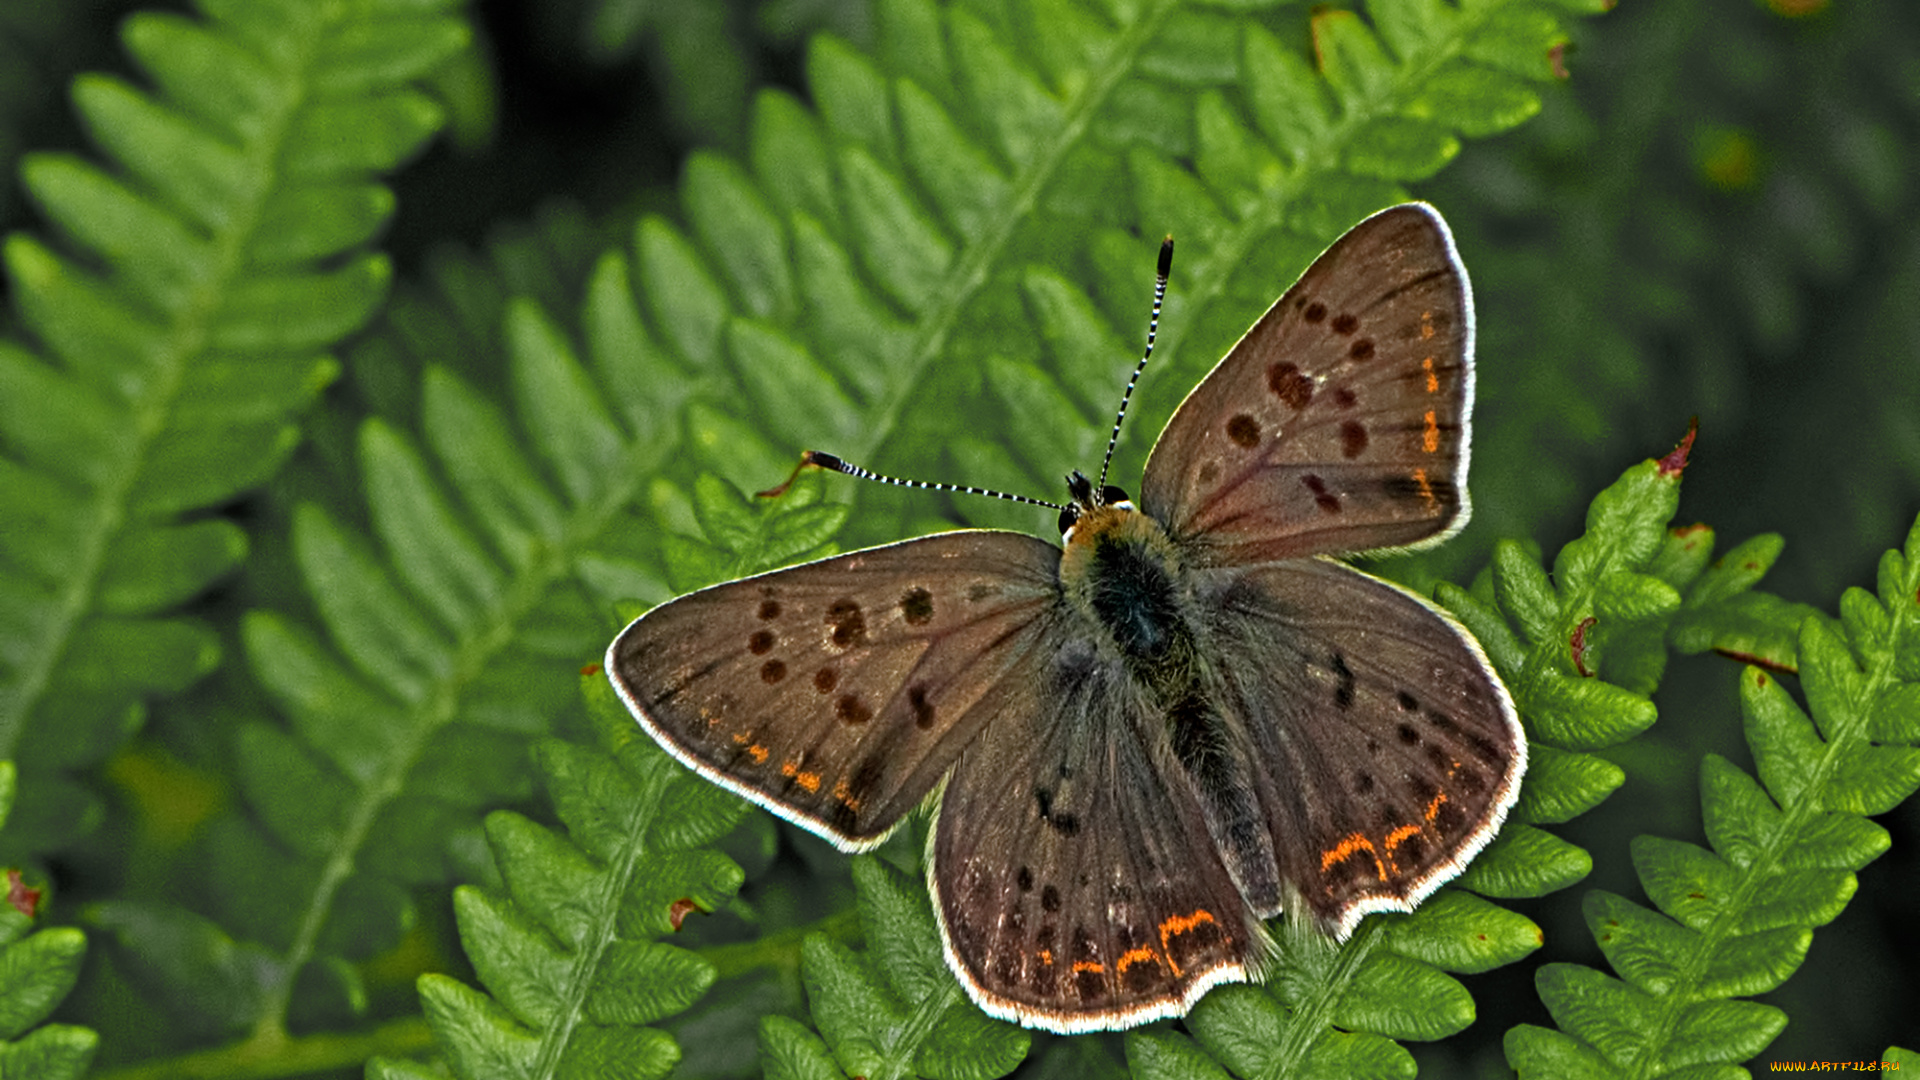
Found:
[0,0,466,857]
[775,856,1028,1080]
[1505,514,1920,1076]
[408,673,748,1080]
[0,761,97,1080]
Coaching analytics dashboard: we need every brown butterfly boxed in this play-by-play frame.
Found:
[607,203,1525,1032]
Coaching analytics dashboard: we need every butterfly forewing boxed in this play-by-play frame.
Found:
[1142,204,1475,564]
[1199,557,1524,936]
[931,635,1264,1032]
[605,531,1063,848]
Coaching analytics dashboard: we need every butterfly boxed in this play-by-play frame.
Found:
[606,202,1526,1033]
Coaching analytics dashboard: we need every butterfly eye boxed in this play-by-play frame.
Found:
[1057,505,1080,534]
[1101,485,1130,506]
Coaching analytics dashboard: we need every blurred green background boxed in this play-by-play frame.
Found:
[2,0,1914,1074]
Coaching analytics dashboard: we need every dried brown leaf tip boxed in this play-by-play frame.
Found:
[1571,616,1598,678]
[669,897,702,931]
[6,869,41,918]
[1659,418,1699,478]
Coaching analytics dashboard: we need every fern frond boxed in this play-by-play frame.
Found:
[0,761,97,1079]
[95,218,846,1063]
[0,0,466,858]
[755,855,1029,1080]
[1505,514,1920,1076]
[386,672,748,1080]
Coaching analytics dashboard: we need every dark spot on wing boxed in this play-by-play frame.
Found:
[836,694,872,724]
[1340,419,1368,459]
[1396,834,1427,865]
[1331,652,1355,710]
[1398,691,1419,711]
[900,587,933,625]
[748,630,775,654]
[760,659,786,684]
[1033,786,1080,836]
[1303,301,1327,323]
[1355,771,1375,793]
[1017,866,1033,891]
[1042,885,1061,913]
[757,599,781,620]
[1268,362,1313,409]
[1426,709,1457,732]
[1331,312,1359,335]
[1456,766,1488,795]
[826,599,866,648]
[909,684,935,729]
[1226,414,1261,448]
[1302,474,1341,514]
[814,667,838,693]
[1349,338,1375,360]
[1398,723,1420,744]
[1072,928,1106,1002]
[1334,386,1358,409]
[1466,731,1507,768]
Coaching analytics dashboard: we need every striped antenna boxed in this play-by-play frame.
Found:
[757,450,1066,512]
[761,236,1175,513]
[1096,236,1174,493]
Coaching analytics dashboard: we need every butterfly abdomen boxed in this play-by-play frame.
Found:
[1060,508,1284,910]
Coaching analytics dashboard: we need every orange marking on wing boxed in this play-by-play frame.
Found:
[1157,909,1218,978]
[1423,355,1439,393]
[1071,961,1106,975]
[1322,833,1388,881]
[731,732,750,744]
[832,779,863,811]
[780,760,821,793]
[1116,947,1159,974]
[1412,467,1435,505]
[1421,311,1435,340]
[746,744,769,764]
[1383,823,1422,859]
[1425,792,1449,823]
[1422,409,1440,453]
[1038,949,1053,965]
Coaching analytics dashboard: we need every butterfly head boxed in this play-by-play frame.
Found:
[1058,469,1137,542]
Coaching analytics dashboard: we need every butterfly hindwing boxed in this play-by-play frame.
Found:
[931,631,1264,1031]
[606,531,1063,848]
[1141,203,1475,564]
[1197,556,1525,936]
